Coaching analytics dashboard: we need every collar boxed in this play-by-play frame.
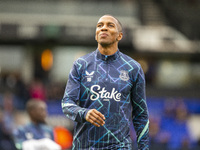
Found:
[96,49,120,62]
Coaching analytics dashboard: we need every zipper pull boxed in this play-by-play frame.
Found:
[105,55,108,61]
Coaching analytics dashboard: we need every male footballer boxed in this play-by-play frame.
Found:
[62,14,149,150]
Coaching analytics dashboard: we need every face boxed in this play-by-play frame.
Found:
[95,15,122,47]
[31,102,47,124]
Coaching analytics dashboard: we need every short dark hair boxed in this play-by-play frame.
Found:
[26,99,44,113]
[101,14,123,32]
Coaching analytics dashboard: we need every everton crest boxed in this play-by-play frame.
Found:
[119,70,129,81]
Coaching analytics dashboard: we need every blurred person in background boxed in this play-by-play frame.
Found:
[0,73,30,110]
[160,99,195,150]
[0,92,17,150]
[14,74,30,110]
[149,116,169,150]
[62,14,149,150]
[1,92,17,134]
[29,79,46,101]
[0,108,17,150]
[13,99,61,150]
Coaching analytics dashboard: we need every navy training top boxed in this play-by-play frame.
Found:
[62,49,149,150]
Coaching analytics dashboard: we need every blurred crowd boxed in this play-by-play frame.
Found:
[0,73,200,150]
[148,99,199,150]
[0,73,66,150]
[130,98,200,150]
[0,72,65,109]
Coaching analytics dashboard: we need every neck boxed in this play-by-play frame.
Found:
[98,44,118,55]
[31,120,46,125]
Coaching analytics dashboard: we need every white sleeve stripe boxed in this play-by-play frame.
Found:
[137,120,149,143]
[62,103,76,107]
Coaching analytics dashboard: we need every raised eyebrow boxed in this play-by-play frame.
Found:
[97,22,103,25]
[107,22,115,25]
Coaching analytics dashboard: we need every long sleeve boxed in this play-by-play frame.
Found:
[62,61,89,123]
[132,66,149,150]
[62,50,149,149]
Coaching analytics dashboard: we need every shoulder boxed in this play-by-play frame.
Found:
[41,124,53,132]
[73,51,96,70]
[76,51,96,63]
[13,124,30,136]
[119,52,142,70]
[17,124,30,131]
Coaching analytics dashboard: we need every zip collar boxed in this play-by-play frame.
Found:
[96,49,120,62]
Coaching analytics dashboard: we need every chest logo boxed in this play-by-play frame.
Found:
[119,70,129,81]
[86,71,94,82]
[90,85,121,101]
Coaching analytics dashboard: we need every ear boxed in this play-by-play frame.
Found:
[117,32,123,41]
